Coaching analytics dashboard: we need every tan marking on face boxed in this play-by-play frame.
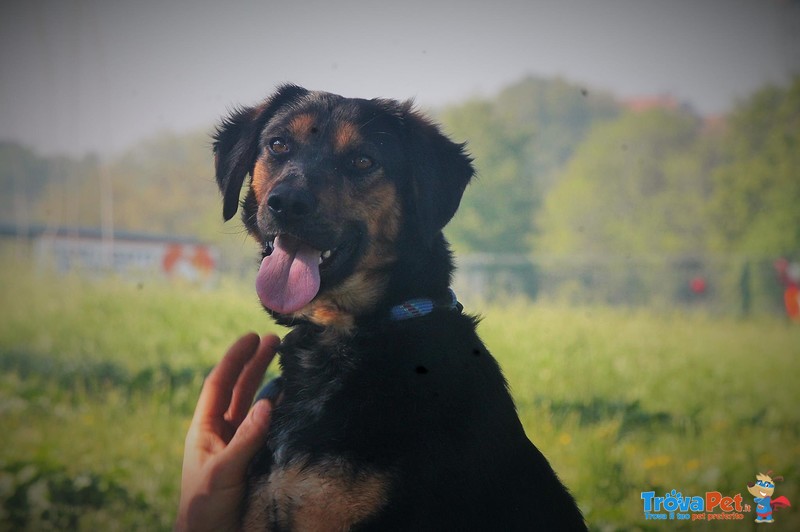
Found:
[333,121,360,153]
[242,461,389,531]
[363,180,401,248]
[353,178,402,273]
[252,159,275,204]
[288,113,317,143]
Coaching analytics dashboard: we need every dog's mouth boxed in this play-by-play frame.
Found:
[256,230,363,314]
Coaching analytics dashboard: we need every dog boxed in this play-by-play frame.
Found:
[214,85,585,530]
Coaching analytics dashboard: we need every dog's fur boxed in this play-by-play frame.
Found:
[214,85,585,530]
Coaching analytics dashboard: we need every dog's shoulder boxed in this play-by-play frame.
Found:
[366,310,511,405]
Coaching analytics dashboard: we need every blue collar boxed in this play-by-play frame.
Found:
[389,289,461,321]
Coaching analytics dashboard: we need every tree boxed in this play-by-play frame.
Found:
[102,130,219,239]
[709,76,800,257]
[439,99,535,253]
[0,142,100,229]
[438,76,620,253]
[0,142,56,225]
[536,108,716,257]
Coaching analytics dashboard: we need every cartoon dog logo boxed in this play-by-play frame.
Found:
[747,471,791,523]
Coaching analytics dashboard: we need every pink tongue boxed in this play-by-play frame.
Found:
[256,235,321,314]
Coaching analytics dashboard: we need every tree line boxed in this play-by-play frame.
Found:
[442,75,799,262]
[2,75,798,265]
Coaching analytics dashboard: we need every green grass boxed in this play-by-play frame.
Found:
[477,304,800,528]
[1,265,798,530]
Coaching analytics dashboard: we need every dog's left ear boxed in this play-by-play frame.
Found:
[402,106,474,243]
[214,84,309,221]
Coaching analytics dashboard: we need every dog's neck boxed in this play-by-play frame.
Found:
[331,230,453,328]
[380,232,456,315]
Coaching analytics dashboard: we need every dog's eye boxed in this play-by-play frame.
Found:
[269,137,290,155]
[352,155,374,171]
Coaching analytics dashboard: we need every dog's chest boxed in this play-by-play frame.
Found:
[243,341,392,530]
[242,457,389,532]
[268,342,350,462]
[268,394,334,468]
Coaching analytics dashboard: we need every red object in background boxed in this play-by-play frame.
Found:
[690,276,707,295]
[775,258,800,322]
[191,246,216,274]
[162,244,183,274]
[785,286,800,322]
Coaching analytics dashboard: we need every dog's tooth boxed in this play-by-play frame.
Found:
[321,250,332,260]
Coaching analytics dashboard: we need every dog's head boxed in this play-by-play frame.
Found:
[214,85,473,328]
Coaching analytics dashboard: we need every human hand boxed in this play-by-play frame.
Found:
[175,333,280,532]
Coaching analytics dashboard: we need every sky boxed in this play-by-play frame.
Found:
[1,0,799,157]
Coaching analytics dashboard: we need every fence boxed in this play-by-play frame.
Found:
[452,253,788,316]
[0,224,219,286]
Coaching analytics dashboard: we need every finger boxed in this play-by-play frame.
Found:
[228,334,280,424]
[227,334,280,425]
[193,333,260,422]
[215,399,273,487]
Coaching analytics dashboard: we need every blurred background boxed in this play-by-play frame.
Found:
[1,0,799,529]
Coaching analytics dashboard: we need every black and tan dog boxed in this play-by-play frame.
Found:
[214,85,585,530]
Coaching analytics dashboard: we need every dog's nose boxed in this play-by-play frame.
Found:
[267,183,316,221]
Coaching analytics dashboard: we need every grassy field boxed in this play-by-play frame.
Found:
[1,266,798,530]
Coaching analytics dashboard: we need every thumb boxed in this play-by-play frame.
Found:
[221,399,272,475]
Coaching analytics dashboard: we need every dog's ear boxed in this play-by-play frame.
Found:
[213,84,309,221]
[402,105,474,243]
